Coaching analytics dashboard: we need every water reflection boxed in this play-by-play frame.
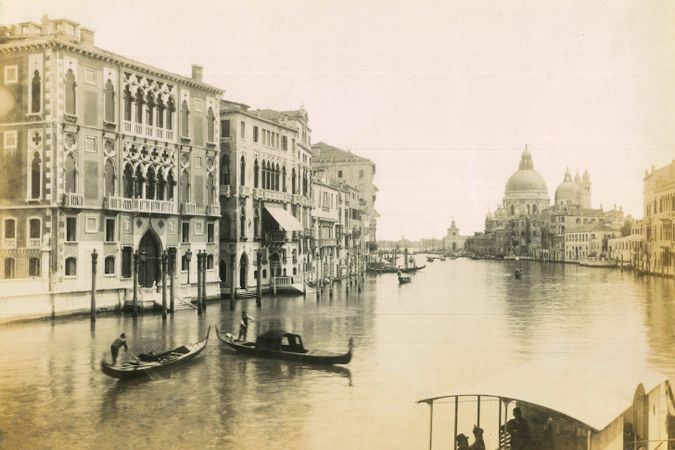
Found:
[0,258,673,448]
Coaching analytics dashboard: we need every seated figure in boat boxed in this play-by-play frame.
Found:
[138,351,161,362]
[456,433,470,449]
[469,426,485,450]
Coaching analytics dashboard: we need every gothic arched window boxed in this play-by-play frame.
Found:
[275,163,280,191]
[123,86,132,121]
[65,154,77,193]
[166,96,175,131]
[167,169,175,201]
[181,100,189,137]
[220,154,230,185]
[135,89,144,124]
[134,166,144,198]
[65,69,76,115]
[157,171,166,201]
[254,207,260,238]
[146,166,156,200]
[207,107,215,142]
[254,159,259,188]
[104,159,115,197]
[240,156,246,186]
[31,70,41,113]
[104,79,115,122]
[31,152,41,199]
[156,97,165,128]
[123,164,133,198]
[146,91,155,126]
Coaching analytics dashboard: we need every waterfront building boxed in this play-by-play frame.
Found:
[0,17,223,321]
[608,220,644,269]
[564,223,619,262]
[643,161,675,277]
[311,142,378,251]
[218,101,312,296]
[443,219,467,252]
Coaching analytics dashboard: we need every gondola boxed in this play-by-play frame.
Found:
[100,326,210,379]
[399,265,425,273]
[216,327,352,365]
[397,273,411,284]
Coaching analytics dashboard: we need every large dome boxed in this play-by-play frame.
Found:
[554,169,579,204]
[504,149,548,194]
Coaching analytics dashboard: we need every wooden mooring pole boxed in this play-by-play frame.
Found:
[90,249,97,322]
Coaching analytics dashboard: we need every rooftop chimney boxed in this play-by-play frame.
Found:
[191,64,203,82]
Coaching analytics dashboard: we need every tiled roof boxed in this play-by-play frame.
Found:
[311,142,373,164]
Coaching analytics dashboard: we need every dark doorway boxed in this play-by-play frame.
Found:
[139,231,161,288]
[239,253,248,289]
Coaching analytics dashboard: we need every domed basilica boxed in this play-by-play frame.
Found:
[471,147,624,260]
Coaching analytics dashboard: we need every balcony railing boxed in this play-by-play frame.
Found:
[304,229,315,238]
[27,238,41,248]
[123,120,175,143]
[181,202,197,215]
[254,189,291,203]
[104,196,174,214]
[264,231,288,244]
[220,185,231,197]
[2,238,16,249]
[318,238,337,247]
[206,204,221,216]
[62,193,84,208]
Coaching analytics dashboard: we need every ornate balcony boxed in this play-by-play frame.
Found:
[123,120,175,143]
[104,196,174,214]
[2,238,16,249]
[27,238,42,248]
[181,202,197,215]
[253,189,291,203]
[317,238,337,247]
[62,193,84,208]
[220,185,231,197]
[264,231,288,244]
[238,186,252,197]
[206,204,221,216]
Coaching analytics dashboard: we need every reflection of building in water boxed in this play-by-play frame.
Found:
[467,147,627,260]
[0,16,223,321]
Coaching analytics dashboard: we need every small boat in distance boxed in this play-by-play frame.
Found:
[397,271,411,284]
[216,327,352,365]
[514,268,522,279]
[101,327,210,379]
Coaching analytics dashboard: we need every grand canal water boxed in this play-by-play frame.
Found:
[0,257,674,449]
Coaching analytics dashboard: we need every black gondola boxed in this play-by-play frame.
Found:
[216,327,352,365]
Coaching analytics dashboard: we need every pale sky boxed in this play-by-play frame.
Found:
[3,0,674,240]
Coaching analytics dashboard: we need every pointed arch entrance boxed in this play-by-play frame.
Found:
[239,253,248,289]
[139,231,161,288]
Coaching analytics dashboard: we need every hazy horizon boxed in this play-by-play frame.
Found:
[3,0,674,240]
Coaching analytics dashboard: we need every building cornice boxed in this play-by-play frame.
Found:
[0,37,224,95]
[220,109,297,133]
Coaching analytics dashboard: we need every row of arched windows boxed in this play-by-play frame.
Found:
[3,257,40,278]
[123,86,176,131]
[121,164,176,200]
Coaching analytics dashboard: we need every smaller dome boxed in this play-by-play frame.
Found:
[555,169,580,205]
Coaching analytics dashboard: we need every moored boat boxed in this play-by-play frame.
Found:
[216,327,352,365]
[399,265,425,273]
[100,327,210,379]
[397,272,411,284]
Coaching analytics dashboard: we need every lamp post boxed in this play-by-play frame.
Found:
[185,248,192,285]
[168,247,176,313]
[161,250,168,319]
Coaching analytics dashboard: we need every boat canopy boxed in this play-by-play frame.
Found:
[264,205,303,231]
[417,359,664,432]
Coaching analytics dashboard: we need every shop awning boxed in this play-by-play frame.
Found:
[264,205,303,231]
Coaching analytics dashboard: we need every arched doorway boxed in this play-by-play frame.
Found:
[219,259,227,284]
[239,253,248,289]
[270,252,281,277]
[138,231,161,288]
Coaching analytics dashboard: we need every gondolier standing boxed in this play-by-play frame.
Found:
[238,312,254,341]
[110,333,128,365]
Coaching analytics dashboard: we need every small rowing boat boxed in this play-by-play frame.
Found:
[101,327,210,379]
[216,327,352,365]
